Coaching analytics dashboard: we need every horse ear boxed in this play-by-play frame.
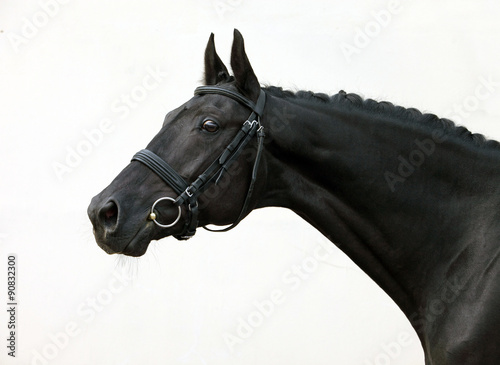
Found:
[204,33,230,85]
[230,29,260,101]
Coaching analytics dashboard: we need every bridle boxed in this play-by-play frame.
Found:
[131,85,266,240]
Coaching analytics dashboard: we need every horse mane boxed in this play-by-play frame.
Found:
[263,86,500,151]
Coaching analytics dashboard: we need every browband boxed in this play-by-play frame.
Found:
[195,86,266,118]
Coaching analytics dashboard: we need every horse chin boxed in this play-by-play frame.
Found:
[120,227,153,257]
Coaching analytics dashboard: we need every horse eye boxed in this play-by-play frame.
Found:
[202,120,219,133]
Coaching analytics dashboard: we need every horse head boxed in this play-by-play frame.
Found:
[88,30,267,256]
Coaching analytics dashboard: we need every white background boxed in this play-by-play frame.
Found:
[1,1,500,364]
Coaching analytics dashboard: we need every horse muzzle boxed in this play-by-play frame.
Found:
[87,195,156,256]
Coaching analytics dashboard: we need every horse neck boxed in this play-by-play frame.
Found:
[257,92,500,320]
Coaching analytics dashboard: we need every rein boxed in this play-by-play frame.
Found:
[131,86,266,240]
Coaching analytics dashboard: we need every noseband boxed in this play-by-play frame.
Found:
[131,86,266,240]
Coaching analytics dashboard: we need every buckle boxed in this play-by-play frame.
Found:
[243,120,258,131]
[188,200,198,212]
[246,119,258,127]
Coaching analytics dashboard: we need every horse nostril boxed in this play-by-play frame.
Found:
[99,200,119,228]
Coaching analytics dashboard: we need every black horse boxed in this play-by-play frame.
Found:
[88,30,500,364]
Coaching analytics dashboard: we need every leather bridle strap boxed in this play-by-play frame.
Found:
[204,124,265,233]
[193,86,266,119]
[131,149,189,196]
[131,86,266,240]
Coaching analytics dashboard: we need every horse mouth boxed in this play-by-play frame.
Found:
[95,223,154,257]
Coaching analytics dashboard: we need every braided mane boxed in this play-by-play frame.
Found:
[263,86,500,150]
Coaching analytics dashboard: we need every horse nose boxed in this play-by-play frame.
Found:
[88,198,120,233]
[99,200,119,229]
